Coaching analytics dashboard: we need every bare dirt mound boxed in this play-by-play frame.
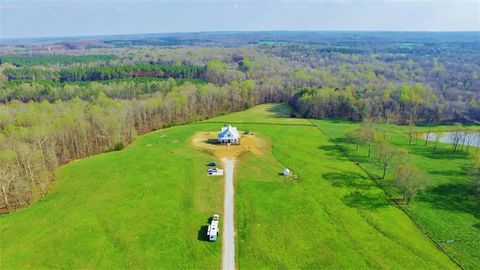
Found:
[191,131,269,159]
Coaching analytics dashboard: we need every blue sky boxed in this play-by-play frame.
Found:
[1,0,479,39]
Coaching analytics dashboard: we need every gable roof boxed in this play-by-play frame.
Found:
[218,125,239,139]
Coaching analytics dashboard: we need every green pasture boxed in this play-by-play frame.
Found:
[0,104,468,269]
[316,120,480,269]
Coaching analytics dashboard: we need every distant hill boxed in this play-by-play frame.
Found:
[2,31,479,48]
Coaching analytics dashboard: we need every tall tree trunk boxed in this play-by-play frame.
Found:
[1,186,10,213]
[408,127,413,146]
[424,130,430,146]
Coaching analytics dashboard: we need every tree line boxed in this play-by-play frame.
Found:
[0,79,287,212]
[4,47,478,124]
[3,63,205,82]
[0,54,118,67]
[345,122,428,204]
[289,83,440,124]
[0,78,197,102]
[346,121,480,204]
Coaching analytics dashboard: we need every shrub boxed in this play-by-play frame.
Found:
[114,142,125,151]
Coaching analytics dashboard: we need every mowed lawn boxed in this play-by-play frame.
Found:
[316,120,480,269]
[211,104,456,269]
[203,103,309,125]
[0,124,225,269]
[0,103,459,269]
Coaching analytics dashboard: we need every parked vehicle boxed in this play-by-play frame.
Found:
[207,214,220,241]
[207,168,223,176]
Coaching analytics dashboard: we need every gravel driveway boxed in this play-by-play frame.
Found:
[221,157,235,270]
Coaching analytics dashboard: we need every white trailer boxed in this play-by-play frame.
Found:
[207,214,220,241]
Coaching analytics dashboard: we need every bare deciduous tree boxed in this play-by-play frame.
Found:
[395,162,428,204]
[374,138,406,179]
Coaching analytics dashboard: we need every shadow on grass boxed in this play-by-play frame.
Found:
[318,145,339,152]
[198,216,214,242]
[322,172,376,190]
[197,225,210,242]
[319,139,371,163]
[342,191,390,210]
[418,183,480,220]
[329,137,350,145]
[410,147,470,160]
[319,119,357,125]
[349,154,371,164]
[429,170,468,177]
[266,103,291,118]
[317,145,350,162]
[473,223,480,230]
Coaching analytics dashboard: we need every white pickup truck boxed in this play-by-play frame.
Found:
[207,168,224,176]
[207,214,220,241]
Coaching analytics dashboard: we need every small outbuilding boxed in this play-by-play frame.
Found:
[283,168,290,176]
[218,125,240,144]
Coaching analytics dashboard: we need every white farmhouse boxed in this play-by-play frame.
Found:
[218,125,240,144]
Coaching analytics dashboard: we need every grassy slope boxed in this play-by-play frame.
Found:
[203,104,308,125]
[316,120,480,269]
[0,125,224,269]
[213,104,456,269]
[0,103,459,269]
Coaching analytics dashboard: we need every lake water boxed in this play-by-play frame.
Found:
[424,131,480,147]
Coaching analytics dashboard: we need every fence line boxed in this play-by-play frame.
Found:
[309,120,464,270]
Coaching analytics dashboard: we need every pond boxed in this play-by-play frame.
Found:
[424,131,480,147]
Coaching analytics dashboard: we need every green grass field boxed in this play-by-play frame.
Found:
[0,125,225,269]
[213,104,457,269]
[0,103,470,269]
[316,120,480,269]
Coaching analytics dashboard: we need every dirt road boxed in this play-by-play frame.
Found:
[221,157,235,270]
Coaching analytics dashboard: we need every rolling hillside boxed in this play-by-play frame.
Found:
[0,104,467,269]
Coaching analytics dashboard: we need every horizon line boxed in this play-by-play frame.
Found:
[2,30,480,43]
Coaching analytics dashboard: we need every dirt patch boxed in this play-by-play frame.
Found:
[192,131,269,159]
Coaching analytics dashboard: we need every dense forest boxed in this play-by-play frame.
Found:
[0,54,118,66]
[0,32,479,212]
[3,63,205,82]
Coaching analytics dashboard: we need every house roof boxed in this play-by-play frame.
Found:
[218,125,239,139]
